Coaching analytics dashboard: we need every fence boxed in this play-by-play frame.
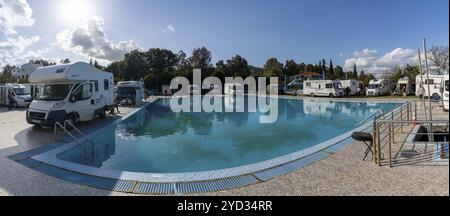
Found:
[372,100,449,167]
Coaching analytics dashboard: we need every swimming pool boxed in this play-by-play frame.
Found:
[55,97,400,174]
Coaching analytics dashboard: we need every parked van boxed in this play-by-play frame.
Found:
[303,80,343,97]
[340,80,364,96]
[442,75,449,111]
[115,81,145,106]
[0,83,33,108]
[366,79,393,96]
[416,74,445,100]
[27,62,115,128]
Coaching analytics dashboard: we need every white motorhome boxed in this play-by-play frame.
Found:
[27,62,115,128]
[396,77,413,96]
[340,80,364,96]
[0,83,33,108]
[366,79,393,96]
[442,75,449,111]
[115,81,145,106]
[303,80,344,97]
[416,74,445,100]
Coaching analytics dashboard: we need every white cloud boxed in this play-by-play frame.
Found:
[56,16,142,63]
[0,0,35,35]
[0,36,43,66]
[164,24,175,33]
[344,48,418,75]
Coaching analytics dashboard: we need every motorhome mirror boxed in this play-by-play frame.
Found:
[70,96,76,103]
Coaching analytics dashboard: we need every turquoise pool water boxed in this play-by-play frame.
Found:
[57,97,400,173]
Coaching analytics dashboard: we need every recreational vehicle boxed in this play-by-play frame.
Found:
[340,80,364,96]
[396,77,413,96]
[0,83,33,108]
[415,74,445,100]
[115,81,145,106]
[366,79,393,96]
[26,62,115,128]
[303,80,344,98]
[442,75,449,111]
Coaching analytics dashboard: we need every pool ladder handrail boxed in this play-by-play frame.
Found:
[355,110,383,128]
[54,120,92,144]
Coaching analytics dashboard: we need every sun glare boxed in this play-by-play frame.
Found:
[59,0,95,25]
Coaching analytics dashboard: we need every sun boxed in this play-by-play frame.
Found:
[59,0,95,25]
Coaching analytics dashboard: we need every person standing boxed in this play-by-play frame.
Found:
[8,89,16,110]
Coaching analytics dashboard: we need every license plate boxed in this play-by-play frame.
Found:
[31,119,42,124]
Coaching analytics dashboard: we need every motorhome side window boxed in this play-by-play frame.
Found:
[425,79,434,85]
[306,82,311,87]
[104,79,109,90]
[92,80,98,92]
[71,83,93,101]
[325,83,332,89]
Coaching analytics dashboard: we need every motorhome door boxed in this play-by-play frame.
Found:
[69,82,95,121]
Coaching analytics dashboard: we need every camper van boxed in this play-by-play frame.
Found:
[26,62,115,128]
[366,79,393,96]
[340,80,364,96]
[115,81,145,106]
[442,75,449,111]
[396,77,413,96]
[416,74,445,100]
[303,80,344,97]
[0,83,33,108]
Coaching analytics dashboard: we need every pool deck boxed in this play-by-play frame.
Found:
[0,97,448,196]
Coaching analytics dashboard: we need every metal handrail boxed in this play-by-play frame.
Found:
[54,122,83,144]
[53,120,92,144]
[355,110,382,128]
[64,120,92,144]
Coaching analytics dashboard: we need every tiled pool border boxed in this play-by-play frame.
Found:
[8,97,403,194]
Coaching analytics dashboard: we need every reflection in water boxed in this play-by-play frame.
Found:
[57,97,400,173]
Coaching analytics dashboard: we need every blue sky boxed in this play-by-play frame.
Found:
[1,0,448,73]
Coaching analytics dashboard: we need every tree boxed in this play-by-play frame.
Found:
[263,58,283,79]
[0,65,17,83]
[93,60,104,70]
[105,61,123,81]
[428,45,449,75]
[328,60,334,79]
[298,62,306,73]
[352,64,358,78]
[30,59,55,66]
[305,64,314,72]
[321,59,327,74]
[225,55,250,78]
[334,65,344,80]
[60,58,71,64]
[190,47,212,69]
[284,59,299,77]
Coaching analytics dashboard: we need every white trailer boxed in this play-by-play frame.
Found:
[0,83,33,108]
[303,80,344,98]
[415,74,445,100]
[115,81,145,106]
[366,79,393,96]
[442,75,449,111]
[27,62,115,128]
[340,80,364,96]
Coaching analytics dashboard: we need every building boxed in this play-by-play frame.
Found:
[13,61,42,80]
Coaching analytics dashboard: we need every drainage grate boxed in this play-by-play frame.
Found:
[133,182,175,194]
[176,174,259,194]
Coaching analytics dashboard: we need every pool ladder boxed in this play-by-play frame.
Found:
[54,120,92,144]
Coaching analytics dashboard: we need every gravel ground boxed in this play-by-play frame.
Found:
[0,98,448,196]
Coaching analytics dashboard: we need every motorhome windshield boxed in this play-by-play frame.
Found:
[333,83,342,89]
[37,84,73,101]
[13,88,28,95]
[369,84,379,89]
[445,80,449,91]
[117,87,136,95]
